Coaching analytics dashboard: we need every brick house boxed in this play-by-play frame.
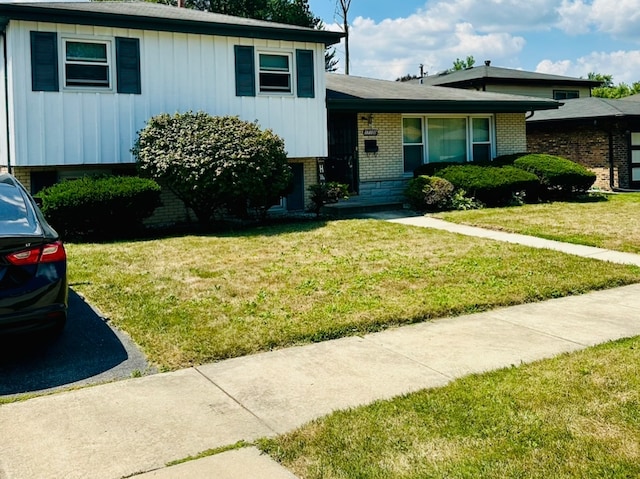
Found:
[527,97,640,190]
[325,74,560,202]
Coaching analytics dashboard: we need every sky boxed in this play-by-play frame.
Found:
[308,0,640,84]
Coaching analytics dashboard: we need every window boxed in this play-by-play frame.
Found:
[471,118,491,162]
[64,39,111,88]
[553,90,579,100]
[30,32,141,94]
[234,46,315,98]
[402,116,494,173]
[259,53,292,93]
[403,118,423,173]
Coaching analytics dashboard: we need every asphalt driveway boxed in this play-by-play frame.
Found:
[0,290,155,398]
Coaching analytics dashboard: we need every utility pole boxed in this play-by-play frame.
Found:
[336,0,352,75]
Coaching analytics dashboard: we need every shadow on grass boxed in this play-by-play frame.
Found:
[66,215,332,244]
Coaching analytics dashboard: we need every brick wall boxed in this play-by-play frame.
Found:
[357,113,404,182]
[495,113,527,156]
[526,119,632,190]
[12,159,318,227]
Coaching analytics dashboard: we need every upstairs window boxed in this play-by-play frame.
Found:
[31,32,140,94]
[64,39,111,88]
[553,90,579,100]
[259,53,291,93]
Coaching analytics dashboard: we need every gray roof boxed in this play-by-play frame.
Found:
[326,74,561,114]
[0,2,343,45]
[622,93,640,102]
[527,97,640,122]
[419,65,600,88]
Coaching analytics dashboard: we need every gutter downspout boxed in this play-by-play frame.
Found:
[0,17,11,174]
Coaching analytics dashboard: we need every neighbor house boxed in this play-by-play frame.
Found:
[418,62,600,100]
[0,1,342,220]
[324,74,560,203]
[527,97,640,190]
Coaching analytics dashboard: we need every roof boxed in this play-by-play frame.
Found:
[527,97,640,123]
[622,93,640,102]
[0,2,343,46]
[418,65,600,89]
[326,74,561,114]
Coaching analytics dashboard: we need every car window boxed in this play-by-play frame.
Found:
[0,184,40,236]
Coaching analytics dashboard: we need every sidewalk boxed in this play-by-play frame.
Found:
[2,216,640,479]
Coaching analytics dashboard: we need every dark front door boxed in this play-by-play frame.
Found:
[286,163,305,211]
[631,132,640,188]
[328,112,358,193]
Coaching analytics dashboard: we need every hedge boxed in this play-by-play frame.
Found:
[35,175,162,240]
[513,154,596,199]
[435,165,539,206]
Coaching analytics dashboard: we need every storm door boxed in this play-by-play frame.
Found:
[631,132,640,188]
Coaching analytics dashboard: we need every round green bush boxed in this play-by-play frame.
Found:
[132,112,292,223]
[513,154,596,199]
[404,175,455,211]
[35,175,162,240]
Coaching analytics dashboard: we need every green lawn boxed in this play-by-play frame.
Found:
[261,336,640,479]
[68,218,640,370]
[436,192,640,253]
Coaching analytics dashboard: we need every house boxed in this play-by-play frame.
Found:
[418,62,600,100]
[527,97,640,190]
[324,74,560,203]
[0,1,342,220]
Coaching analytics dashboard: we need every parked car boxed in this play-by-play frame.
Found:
[0,173,68,335]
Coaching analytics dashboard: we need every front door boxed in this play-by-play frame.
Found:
[327,112,358,193]
[631,132,640,188]
[286,163,305,211]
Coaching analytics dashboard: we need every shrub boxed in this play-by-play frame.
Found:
[35,175,161,240]
[491,152,529,166]
[413,162,468,178]
[436,165,539,206]
[513,154,596,200]
[404,175,455,212]
[308,182,349,216]
[132,112,292,223]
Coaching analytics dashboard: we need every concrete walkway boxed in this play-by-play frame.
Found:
[2,215,640,478]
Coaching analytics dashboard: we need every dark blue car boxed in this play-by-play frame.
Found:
[0,173,67,335]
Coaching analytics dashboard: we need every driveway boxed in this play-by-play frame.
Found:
[0,290,155,398]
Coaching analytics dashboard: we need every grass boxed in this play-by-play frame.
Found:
[435,192,640,253]
[260,336,640,478]
[68,218,640,370]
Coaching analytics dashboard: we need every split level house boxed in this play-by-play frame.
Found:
[0,2,562,223]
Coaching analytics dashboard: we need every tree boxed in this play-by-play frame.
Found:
[133,112,292,223]
[336,0,352,74]
[451,55,475,71]
[588,72,640,99]
[396,74,420,82]
[325,47,339,72]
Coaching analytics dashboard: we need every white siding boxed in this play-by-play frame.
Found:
[7,20,328,167]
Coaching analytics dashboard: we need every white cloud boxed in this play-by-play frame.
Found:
[536,51,640,83]
[340,11,526,79]
[556,0,640,39]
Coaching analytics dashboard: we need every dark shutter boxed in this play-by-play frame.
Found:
[116,37,141,94]
[30,31,59,92]
[234,45,255,97]
[296,49,314,98]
